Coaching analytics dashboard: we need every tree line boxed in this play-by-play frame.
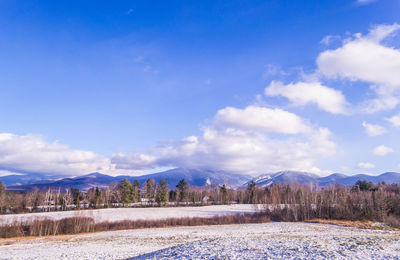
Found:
[263,180,400,227]
[1,179,400,227]
[0,178,250,213]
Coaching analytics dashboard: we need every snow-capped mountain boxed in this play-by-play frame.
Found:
[5,168,251,191]
[246,171,400,187]
[3,169,400,192]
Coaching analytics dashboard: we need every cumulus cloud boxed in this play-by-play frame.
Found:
[317,23,400,113]
[362,122,387,136]
[265,81,349,114]
[214,105,311,134]
[112,105,337,175]
[0,133,134,177]
[386,112,400,127]
[372,145,394,156]
[357,162,375,169]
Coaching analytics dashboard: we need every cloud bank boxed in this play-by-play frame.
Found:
[0,133,133,177]
[112,105,336,175]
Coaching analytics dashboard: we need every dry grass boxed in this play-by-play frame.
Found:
[304,219,399,231]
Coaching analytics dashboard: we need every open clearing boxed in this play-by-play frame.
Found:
[0,204,263,224]
[0,222,399,259]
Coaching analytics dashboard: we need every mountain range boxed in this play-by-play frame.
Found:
[245,171,400,187]
[2,168,400,192]
[3,168,251,192]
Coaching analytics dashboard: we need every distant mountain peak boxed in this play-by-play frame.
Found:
[3,169,400,192]
[248,171,400,187]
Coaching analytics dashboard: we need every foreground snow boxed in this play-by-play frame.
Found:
[0,204,263,224]
[1,222,399,259]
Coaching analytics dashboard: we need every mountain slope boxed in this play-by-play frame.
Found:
[129,168,250,188]
[0,173,55,186]
[6,168,251,191]
[246,171,321,187]
[249,171,400,187]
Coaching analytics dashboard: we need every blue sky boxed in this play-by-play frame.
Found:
[1,0,400,177]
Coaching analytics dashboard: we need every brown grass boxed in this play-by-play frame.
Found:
[304,219,398,230]
[0,212,269,239]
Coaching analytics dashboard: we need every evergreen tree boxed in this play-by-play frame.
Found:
[70,188,81,208]
[354,180,374,191]
[94,187,101,208]
[176,179,189,202]
[247,180,256,204]
[156,179,169,205]
[144,179,156,200]
[220,184,228,204]
[119,179,133,204]
[133,180,141,202]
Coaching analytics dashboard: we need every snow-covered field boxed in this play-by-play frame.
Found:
[1,222,399,259]
[0,204,263,224]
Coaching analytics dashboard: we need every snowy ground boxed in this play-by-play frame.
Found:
[0,204,263,224]
[0,222,399,259]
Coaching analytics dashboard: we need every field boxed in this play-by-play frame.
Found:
[1,222,399,259]
[0,204,263,224]
[1,206,399,259]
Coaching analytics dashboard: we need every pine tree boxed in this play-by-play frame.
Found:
[133,180,141,202]
[70,188,81,208]
[144,179,156,201]
[156,179,169,206]
[176,179,189,202]
[119,179,133,205]
[220,184,228,204]
[247,180,256,204]
[95,187,101,208]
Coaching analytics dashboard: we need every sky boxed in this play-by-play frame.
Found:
[1,0,400,177]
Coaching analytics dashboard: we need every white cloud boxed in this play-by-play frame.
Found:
[0,133,135,177]
[110,153,157,170]
[372,145,394,156]
[362,121,387,136]
[386,112,400,127]
[215,105,311,134]
[357,162,375,169]
[265,81,348,114]
[317,23,400,113]
[320,35,340,46]
[112,105,336,175]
